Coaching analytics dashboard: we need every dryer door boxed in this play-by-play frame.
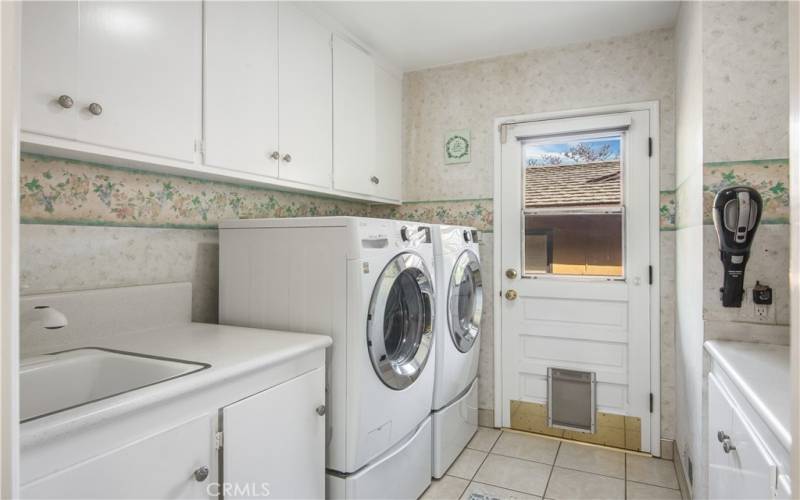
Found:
[448,250,483,353]
[367,252,434,390]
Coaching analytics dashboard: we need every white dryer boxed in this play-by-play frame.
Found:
[219,217,436,499]
[430,224,483,478]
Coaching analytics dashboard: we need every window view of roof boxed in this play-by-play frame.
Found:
[524,136,621,209]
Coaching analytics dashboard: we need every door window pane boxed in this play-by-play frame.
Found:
[522,134,624,278]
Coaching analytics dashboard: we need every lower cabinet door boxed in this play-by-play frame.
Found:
[21,414,214,499]
[221,366,326,499]
[708,373,777,500]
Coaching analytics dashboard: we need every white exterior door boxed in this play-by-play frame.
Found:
[499,110,653,451]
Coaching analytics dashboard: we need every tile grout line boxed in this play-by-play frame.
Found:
[542,441,560,499]
[626,478,682,491]
[624,453,628,500]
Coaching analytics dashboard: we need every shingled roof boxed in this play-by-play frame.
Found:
[524,161,620,208]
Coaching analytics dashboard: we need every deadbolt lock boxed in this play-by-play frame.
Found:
[505,268,518,279]
[505,289,518,301]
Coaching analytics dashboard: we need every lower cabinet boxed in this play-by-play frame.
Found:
[21,414,214,499]
[22,367,326,499]
[221,366,326,499]
[708,373,778,500]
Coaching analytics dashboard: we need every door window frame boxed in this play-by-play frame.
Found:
[491,101,662,456]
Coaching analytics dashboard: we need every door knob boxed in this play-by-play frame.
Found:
[506,268,518,279]
[87,102,103,116]
[505,289,518,301]
[270,151,280,160]
[57,95,74,109]
[282,153,292,163]
[193,465,209,482]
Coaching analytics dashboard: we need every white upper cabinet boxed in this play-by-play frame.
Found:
[332,35,376,198]
[21,2,79,141]
[78,2,201,162]
[374,66,402,201]
[278,4,333,188]
[204,1,279,177]
[22,1,202,163]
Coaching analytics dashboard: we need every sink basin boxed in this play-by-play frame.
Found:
[21,348,210,423]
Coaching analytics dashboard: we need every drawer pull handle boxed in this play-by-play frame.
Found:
[57,95,74,109]
[193,465,209,482]
[722,438,736,454]
[88,102,103,116]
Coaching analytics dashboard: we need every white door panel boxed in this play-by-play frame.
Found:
[374,66,402,201]
[500,110,652,451]
[21,1,79,140]
[278,4,333,188]
[78,1,201,162]
[204,1,279,177]
[332,35,376,197]
[222,367,326,500]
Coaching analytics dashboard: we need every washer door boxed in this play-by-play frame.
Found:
[367,253,435,390]
[448,250,483,353]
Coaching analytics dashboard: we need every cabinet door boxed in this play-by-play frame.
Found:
[332,35,376,197]
[278,4,333,188]
[204,1,279,177]
[21,415,213,499]
[77,1,202,162]
[222,367,325,500]
[708,373,777,500]
[21,1,79,140]
[374,65,402,201]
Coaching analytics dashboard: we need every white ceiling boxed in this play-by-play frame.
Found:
[313,1,680,72]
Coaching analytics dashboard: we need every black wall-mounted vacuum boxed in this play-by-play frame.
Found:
[712,186,763,307]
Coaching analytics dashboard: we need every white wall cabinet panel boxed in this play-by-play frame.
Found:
[333,36,376,197]
[204,1,279,177]
[374,66,402,201]
[21,415,213,499]
[278,5,333,188]
[222,367,326,499]
[77,1,202,162]
[21,2,79,140]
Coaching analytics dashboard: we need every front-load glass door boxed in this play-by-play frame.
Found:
[368,253,434,390]
[448,250,483,353]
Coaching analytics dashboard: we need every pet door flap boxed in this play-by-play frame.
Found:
[547,367,596,433]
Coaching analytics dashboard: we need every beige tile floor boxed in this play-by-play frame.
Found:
[421,428,683,500]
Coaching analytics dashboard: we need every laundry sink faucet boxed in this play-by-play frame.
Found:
[23,306,68,331]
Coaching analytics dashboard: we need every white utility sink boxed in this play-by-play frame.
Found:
[21,348,209,422]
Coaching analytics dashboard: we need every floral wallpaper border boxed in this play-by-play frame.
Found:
[20,153,682,232]
[702,159,789,225]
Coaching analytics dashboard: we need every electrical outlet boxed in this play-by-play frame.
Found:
[737,286,775,323]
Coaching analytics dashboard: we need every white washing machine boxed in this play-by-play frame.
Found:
[218,217,436,499]
[430,224,483,478]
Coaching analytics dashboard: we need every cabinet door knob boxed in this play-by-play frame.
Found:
[717,430,729,443]
[88,102,103,116]
[370,176,380,185]
[722,438,736,454]
[315,405,326,416]
[193,465,209,482]
[282,153,292,163]
[270,151,280,160]
[57,95,74,109]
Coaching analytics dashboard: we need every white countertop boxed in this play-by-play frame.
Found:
[704,340,791,450]
[21,322,331,446]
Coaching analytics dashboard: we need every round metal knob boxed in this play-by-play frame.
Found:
[282,153,292,163]
[88,102,103,116]
[316,405,326,416]
[370,176,380,185]
[722,438,736,454]
[57,95,74,109]
[505,289,518,301]
[193,465,209,482]
[506,268,518,279]
[717,430,729,443]
[270,151,280,160]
